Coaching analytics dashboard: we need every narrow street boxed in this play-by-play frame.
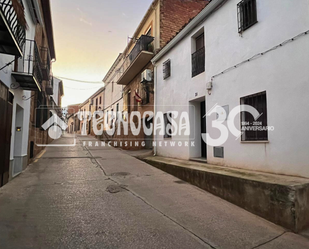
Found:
[0,135,308,249]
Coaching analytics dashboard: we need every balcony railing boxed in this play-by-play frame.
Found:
[46,75,54,95]
[192,47,205,77]
[40,46,51,80]
[0,0,26,56]
[116,35,154,85]
[12,39,44,91]
[129,35,154,62]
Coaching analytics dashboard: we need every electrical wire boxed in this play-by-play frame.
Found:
[64,86,102,90]
[211,30,308,81]
[54,75,103,84]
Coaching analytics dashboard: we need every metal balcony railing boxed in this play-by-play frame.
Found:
[129,35,154,62]
[40,46,51,80]
[23,39,43,82]
[117,35,154,81]
[0,0,26,55]
[12,39,44,91]
[192,47,205,77]
[46,75,54,95]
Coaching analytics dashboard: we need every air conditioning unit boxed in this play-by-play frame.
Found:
[141,69,152,83]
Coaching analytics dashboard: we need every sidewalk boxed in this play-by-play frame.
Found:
[140,155,309,232]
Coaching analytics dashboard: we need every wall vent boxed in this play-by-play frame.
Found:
[214,147,224,158]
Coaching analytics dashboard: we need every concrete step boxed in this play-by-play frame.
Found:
[141,156,309,233]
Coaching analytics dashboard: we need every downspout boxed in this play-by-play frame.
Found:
[153,63,157,156]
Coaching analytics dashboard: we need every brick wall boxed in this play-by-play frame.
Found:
[123,63,154,118]
[160,0,209,47]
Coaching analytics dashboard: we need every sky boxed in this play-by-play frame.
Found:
[50,0,153,107]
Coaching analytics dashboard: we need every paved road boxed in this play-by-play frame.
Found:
[0,135,308,249]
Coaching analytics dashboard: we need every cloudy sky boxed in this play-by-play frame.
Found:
[50,0,153,107]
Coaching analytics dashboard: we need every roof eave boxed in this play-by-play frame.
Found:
[151,0,225,64]
[41,0,56,60]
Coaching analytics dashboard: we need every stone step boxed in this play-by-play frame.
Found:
[141,156,309,233]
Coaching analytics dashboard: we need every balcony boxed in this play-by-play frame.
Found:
[46,76,53,95]
[117,35,154,85]
[0,0,26,56]
[40,47,51,81]
[12,40,43,91]
[192,47,205,77]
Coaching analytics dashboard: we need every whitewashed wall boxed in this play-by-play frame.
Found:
[0,0,38,176]
[52,77,62,106]
[155,0,309,177]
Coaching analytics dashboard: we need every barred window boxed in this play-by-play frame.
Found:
[241,91,268,141]
[237,0,257,33]
[192,33,205,77]
[163,60,171,79]
[164,113,172,138]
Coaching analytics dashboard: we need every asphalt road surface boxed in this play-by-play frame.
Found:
[0,135,308,249]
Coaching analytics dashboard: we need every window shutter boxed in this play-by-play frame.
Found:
[163,60,171,80]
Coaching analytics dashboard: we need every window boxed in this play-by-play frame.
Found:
[95,98,98,111]
[192,33,205,77]
[111,109,114,125]
[164,113,172,138]
[241,91,268,141]
[237,0,257,33]
[195,34,204,51]
[141,85,150,105]
[116,103,119,119]
[99,96,102,105]
[127,91,131,113]
[163,60,171,80]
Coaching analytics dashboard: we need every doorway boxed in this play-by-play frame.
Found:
[144,117,153,149]
[88,120,91,135]
[201,101,207,158]
[0,83,13,187]
[13,105,24,176]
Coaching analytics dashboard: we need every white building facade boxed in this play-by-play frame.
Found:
[152,0,309,178]
[103,53,124,127]
[0,0,44,183]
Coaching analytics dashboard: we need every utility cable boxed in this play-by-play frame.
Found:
[54,75,103,84]
[211,30,308,81]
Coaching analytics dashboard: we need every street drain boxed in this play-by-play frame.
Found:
[111,172,130,177]
[174,180,187,184]
[106,185,127,194]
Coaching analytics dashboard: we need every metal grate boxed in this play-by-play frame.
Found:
[0,0,26,52]
[192,47,205,77]
[237,0,257,33]
[241,91,268,141]
[163,59,171,80]
[164,113,172,138]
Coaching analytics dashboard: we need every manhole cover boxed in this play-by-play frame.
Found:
[106,185,126,194]
[111,172,130,177]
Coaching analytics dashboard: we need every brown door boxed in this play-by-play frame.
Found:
[201,101,207,158]
[0,82,13,187]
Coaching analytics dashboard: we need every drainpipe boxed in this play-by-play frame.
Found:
[153,63,157,156]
